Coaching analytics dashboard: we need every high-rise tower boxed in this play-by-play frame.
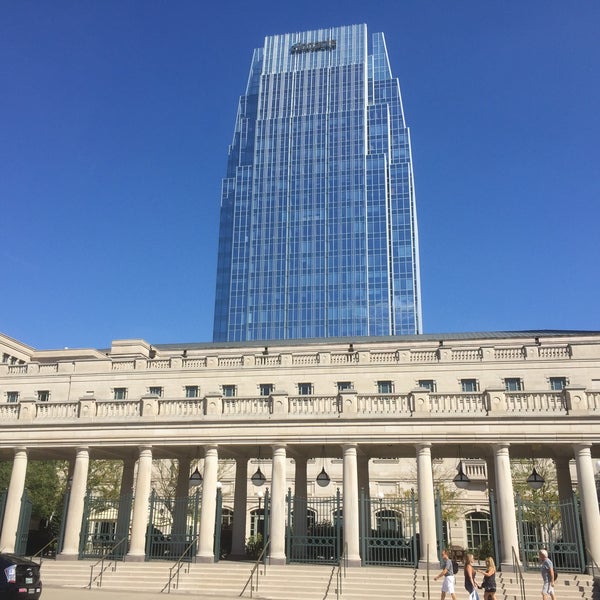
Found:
[213,24,422,342]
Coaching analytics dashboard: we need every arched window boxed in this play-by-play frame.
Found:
[375,509,403,537]
[466,511,491,550]
[250,508,265,537]
[221,508,234,527]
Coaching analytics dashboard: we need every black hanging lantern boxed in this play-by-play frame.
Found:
[189,466,203,484]
[453,460,470,489]
[527,466,545,490]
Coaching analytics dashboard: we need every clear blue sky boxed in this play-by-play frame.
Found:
[2,1,599,350]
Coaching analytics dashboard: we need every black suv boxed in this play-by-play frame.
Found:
[0,553,42,599]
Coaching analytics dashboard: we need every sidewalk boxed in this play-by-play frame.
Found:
[42,586,245,600]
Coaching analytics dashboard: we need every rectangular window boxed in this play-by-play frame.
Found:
[337,381,353,391]
[298,382,313,395]
[504,378,523,392]
[461,379,478,393]
[222,385,236,397]
[377,380,393,394]
[7,391,19,403]
[418,379,436,392]
[185,385,199,398]
[37,390,50,402]
[113,388,127,400]
[148,386,163,397]
[259,383,274,396]
[550,377,567,391]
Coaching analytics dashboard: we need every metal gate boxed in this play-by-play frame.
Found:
[145,489,201,560]
[360,490,418,566]
[516,492,584,573]
[14,491,33,555]
[0,490,6,538]
[286,489,342,564]
[79,491,133,559]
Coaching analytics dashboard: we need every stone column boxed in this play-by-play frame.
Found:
[574,444,600,567]
[494,444,520,569]
[0,447,28,553]
[197,445,219,562]
[342,444,361,566]
[231,456,249,558]
[269,444,287,564]
[116,457,135,546]
[416,444,437,567]
[293,455,308,540]
[555,456,577,543]
[59,446,89,559]
[172,456,191,550]
[126,446,153,561]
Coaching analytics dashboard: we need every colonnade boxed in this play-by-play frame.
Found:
[2,443,600,570]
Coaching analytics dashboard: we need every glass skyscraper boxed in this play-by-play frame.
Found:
[213,24,422,342]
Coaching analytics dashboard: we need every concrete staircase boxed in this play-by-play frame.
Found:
[499,570,597,600]
[39,559,599,600]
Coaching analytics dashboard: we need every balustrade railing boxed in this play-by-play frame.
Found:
[505,391,565,413]
[0,389,588,423]
[430,393,486,414]
[2,341,577,379]
[356,394,411,414]
[288,395,340,415]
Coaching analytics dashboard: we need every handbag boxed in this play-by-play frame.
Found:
[469,590,480,600]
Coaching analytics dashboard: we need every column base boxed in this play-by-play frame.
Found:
[268,556,286,566]
[124,554,147,562]
[56,553,79,561]
[346,558,362,568]
[418,560,440,570]
[499,561,519,573]
[195,554,216,564]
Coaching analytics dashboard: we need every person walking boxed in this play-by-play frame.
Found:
[539,549,557,600]
[434,548,458,600]
[464,553,477,597]
[477,556,497,600]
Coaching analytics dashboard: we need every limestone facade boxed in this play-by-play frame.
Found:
[1,330,599,568]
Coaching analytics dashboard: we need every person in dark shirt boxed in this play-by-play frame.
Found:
[464,553,477,594]
[477,556,497,600]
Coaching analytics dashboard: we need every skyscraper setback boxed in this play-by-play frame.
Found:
[213,24,422,342]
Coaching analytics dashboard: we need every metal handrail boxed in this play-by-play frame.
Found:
[161,537,198,594]
[29,537,57,566]
[426,543,430,600]
[88,537,127,589]
[511,546,526,600]
[239,538,271,597]
[321,541,347,600]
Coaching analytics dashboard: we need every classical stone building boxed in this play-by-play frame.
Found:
[1,330,599,572]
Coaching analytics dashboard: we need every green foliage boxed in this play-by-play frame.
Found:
[245,533,264,559]
[87,460,123,500]
[0,459,68,522]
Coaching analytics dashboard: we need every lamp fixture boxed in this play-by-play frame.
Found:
[251,447,267,487]
[189,465,202,484]
[316,445,331,487]
[527,466,545,490]
[453,446,470,489]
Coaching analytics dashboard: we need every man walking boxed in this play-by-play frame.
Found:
[539,549,557,600]
[434,548,457,600]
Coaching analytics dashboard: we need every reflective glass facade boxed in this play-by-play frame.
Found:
[213,24,422,342]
